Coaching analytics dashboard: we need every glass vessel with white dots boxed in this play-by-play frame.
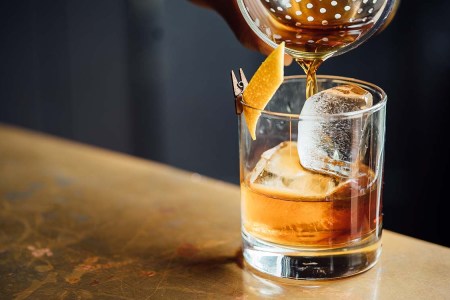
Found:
[238,0,397,60]
[237,0,398,97]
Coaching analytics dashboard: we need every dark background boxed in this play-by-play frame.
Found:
[1,1,449,247]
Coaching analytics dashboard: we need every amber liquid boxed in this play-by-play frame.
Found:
[243,186,380,248]
[252,0,379,97]
[297,58,323,99]
[241,143,381,248]
[242,178,380,247]
[271,18,373,98]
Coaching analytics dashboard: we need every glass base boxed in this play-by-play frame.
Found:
[242,230,382,280]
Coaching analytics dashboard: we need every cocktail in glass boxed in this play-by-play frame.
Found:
[238,75,386,279]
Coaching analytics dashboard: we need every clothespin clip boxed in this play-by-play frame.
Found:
[230,68,248,115]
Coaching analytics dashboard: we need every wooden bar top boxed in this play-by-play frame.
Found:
[0,124,449,299]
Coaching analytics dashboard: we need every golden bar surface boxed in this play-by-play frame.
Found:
[0,124,449,299]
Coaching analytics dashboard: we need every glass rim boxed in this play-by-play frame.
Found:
[241,75,387,120]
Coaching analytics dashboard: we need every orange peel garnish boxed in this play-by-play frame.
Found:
[243,42,285,140]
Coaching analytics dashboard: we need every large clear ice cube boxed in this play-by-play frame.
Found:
[250,142,339,198]
[297,85,373,177]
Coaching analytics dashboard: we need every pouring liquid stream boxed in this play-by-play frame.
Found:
[296,58,323,99]
[240,0,396,97]
[240,0,400,156]
[288,58,323,159]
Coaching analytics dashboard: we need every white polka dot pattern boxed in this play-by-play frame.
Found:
[259,0,381,26]
[242,0,387,56]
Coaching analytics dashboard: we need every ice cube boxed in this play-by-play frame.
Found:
[250,142,339,198]
[297,85,373,177]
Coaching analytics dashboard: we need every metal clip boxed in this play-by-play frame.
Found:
[231,68,248,115]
